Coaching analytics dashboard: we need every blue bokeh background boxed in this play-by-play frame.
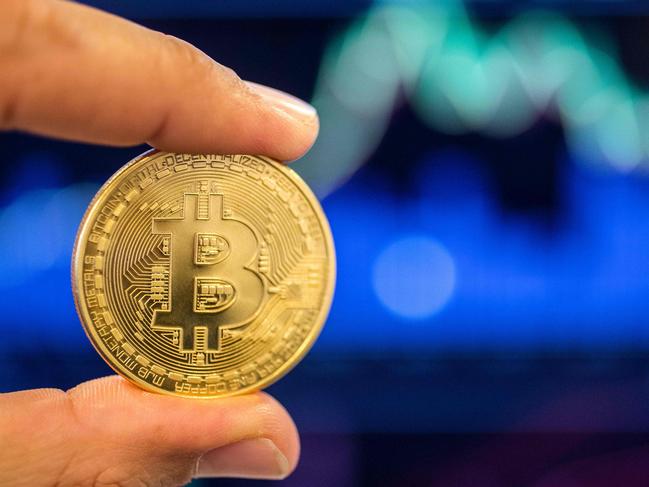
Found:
[5,1,649,485]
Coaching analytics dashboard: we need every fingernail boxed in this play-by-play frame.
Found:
[246,81,318,126]
[195,438,291,480]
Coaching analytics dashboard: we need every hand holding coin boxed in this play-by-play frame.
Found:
[0,0,322,483]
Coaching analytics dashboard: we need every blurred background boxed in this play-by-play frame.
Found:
[4,0,649,485]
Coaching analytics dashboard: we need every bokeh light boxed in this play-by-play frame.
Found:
[372,236,456,320]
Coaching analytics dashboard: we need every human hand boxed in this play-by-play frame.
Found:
[0,0,319,484]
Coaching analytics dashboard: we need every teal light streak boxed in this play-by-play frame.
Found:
[294,1,649,196]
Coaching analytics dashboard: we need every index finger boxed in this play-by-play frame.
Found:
[0,0,319,161]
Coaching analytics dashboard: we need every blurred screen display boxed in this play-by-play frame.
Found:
[3,1,649,356]
[4,0,649,451]
[8,3,649,486]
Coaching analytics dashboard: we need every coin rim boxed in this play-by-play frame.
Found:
[72,149,336,398]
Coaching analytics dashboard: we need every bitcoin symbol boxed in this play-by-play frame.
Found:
[74,152,334,397]
[152,192,265,351]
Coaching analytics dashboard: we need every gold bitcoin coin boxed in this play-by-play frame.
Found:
[72,150,335,397]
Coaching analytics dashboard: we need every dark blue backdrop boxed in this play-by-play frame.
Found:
[4,2,649,486]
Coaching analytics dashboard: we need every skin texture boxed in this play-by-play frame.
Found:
[0,0,319,484]
[0,0,318,159]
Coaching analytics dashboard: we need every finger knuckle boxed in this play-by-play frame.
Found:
[161,34,211,75]
[158,33,243,88]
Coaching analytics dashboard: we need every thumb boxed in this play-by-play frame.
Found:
[0,376,300,486]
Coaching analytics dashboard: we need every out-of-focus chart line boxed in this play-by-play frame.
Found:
[297,0,649,195]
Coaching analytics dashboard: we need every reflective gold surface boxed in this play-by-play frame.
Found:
[73,151,335,397]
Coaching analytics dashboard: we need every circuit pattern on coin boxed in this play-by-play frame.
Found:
[73,152,335,397]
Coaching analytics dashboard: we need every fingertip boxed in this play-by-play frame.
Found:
[194,392,300,480]
[244,81,320,162]
[278,112,320,163]
[253,391,301,473]
[196,437,291,480]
